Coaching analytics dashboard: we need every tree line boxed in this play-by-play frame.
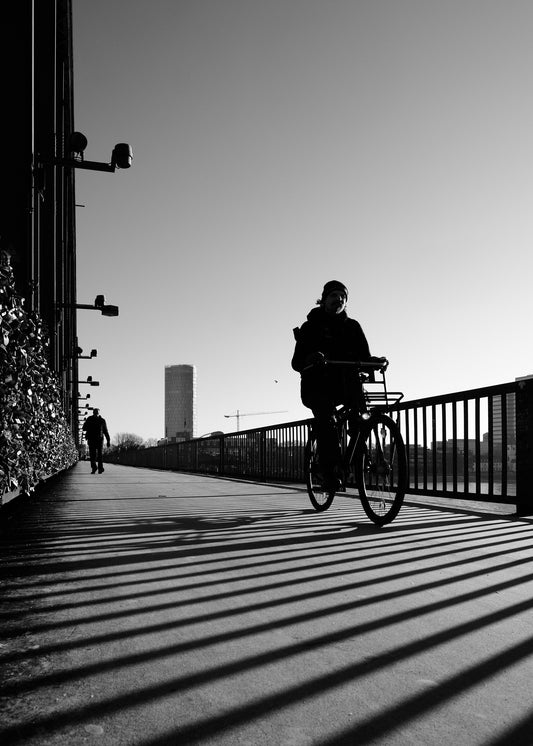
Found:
[109,433,159,451]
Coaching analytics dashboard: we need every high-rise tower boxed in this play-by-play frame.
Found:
[164,365,197,442]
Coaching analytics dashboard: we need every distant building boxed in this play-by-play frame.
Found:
[491,393,515,445]
[491,374,533,446]
[165,365,197,441]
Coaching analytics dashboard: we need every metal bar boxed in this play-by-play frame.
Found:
[431,404,437,491]
[442,402,447,492]
[516,379,533,515]
[452,401,457,493]
[463,400,469,494]
[393,380,517,410]
[413,408,419,491]
[488,396,494,496]
[404,410,411,488]
[51,157,115,172]
[475,397,481,494]
[422,407,428,492]
[501,393,508,495]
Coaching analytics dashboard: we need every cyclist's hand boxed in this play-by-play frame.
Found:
[370,355,389,371]
[304,351,325,367]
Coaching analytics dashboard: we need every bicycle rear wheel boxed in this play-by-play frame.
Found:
[355,413,406,526]
[305,435,336,511]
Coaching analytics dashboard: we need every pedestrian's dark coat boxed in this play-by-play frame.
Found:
[82,414,110,442]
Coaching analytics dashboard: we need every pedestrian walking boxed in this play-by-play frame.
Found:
[82,408,111,474]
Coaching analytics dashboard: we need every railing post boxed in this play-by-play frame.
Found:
[219,434,225,476]
[515,379,533,516]
[260,430,266,482]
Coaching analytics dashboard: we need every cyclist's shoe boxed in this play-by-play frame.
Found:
[323,466,343,493]
[323,476,341,493]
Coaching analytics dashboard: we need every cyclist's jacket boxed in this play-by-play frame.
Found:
[291,307,371,373]
[82,414,110,442]
[292,307,371,408]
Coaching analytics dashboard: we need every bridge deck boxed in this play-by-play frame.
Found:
[2,463,533,745]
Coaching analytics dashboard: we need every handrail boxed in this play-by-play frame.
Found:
[109,378,533,516]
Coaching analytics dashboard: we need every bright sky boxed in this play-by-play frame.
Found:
[73,0,533,442]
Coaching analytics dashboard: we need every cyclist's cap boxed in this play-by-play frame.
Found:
[321,280,348,300]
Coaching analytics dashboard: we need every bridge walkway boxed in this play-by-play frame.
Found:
[1,462,533,746]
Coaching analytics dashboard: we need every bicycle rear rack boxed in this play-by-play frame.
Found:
[364,385,404,410]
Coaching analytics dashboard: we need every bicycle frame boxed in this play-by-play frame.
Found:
[318,360,403,476]
[304,359,407,523]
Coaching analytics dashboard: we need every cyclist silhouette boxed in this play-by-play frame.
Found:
[292,280,374,492]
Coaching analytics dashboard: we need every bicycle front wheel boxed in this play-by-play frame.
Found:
[305,435,336,512]
[355,413,407,526]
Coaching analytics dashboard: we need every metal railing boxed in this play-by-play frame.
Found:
[393,378,533,515]
[109,378,533,515]
[110,420,311,483]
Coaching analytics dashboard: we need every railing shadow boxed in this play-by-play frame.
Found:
[1,463,532,745]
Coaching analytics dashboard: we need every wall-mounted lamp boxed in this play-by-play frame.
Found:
[78,376,100,387]
[77,393,91,400]
[61,294,119,317]
[76,347,98,359]
[42,131,133,173]
[94,295,119,317]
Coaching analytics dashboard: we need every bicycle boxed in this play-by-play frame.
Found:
[304,358,407,526]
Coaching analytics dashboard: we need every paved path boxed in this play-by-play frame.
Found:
[1,463,533,746]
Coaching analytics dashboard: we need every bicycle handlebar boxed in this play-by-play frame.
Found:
[303,357,389,373]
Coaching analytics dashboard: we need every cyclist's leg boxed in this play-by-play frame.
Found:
[343,375,365,438]
[302,385,342,490]
[311,405,342,490]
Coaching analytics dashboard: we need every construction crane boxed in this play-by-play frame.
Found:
[224,409,288,432]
